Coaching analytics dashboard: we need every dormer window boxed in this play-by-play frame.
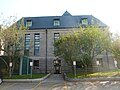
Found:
[26,20,32,27]
[53,19,60,26]
[81,18,88,25]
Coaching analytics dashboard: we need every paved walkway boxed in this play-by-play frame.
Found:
[33,74,66,90]
[43,74,64,83]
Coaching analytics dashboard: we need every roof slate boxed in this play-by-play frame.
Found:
[23,11,107,30]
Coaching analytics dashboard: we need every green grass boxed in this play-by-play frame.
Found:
[4,73,47,79]
[66,69,120,78]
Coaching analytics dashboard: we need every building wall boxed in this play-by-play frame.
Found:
[93,52,117,71]
[25,29,73,73]
[25,29,117,73]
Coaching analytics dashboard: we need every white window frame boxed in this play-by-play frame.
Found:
[26,20,32,27]
[53,20,60,26]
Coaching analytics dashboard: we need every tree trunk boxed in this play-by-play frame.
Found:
[85,65,87,76]
[106,50,109,70]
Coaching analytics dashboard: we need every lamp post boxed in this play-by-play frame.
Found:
[30,61,33,78]
[96,60,101,72]
[9,62,12,77]
[73,61,76,79]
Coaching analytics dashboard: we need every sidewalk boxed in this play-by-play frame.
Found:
[42,74,64,83]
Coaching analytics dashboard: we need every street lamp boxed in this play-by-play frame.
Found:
[30,61,33,78]
[73,61,76,79]
[9,62,12,77]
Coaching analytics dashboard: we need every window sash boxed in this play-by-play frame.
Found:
[34,33,40,56]
[54,20,60,26]
[26,20,32,27]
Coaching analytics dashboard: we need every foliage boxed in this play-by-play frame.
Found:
[54,26,110,70]
[0,17,26,76]
[111,35,120,67]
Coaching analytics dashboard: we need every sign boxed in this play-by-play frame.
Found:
[73,61,76,65]
[30,62,33,66]
[9,62,12,67]
[96,60,100,65]
[114,60,118,67]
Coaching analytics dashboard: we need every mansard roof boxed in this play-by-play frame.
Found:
[22,11,107,30]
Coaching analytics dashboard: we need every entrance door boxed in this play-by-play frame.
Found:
[53,59,61,74]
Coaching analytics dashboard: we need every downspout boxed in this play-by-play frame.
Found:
[45,29,48,74]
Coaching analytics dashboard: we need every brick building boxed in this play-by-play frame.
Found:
[19,11,117,74]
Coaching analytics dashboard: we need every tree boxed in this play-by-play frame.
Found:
[111,35,120,68]
[0,17,26,77]
[54,26,110,72]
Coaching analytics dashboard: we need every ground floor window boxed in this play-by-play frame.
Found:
[33,60,39,69]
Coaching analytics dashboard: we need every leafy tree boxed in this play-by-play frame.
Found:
[0,17,26,77]
[54,26,110,72]
[111,35,120,68]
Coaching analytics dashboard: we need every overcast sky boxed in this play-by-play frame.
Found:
[0,0,120,34]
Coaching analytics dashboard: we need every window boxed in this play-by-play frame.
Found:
[54,33,60,51]
[76,61,84,68]
[81,18,88,25]
[34,33,40,56]
[33,60,39,69]
[54,33,60,42]
[53,19,60,26]
[26,20,32,27]
[91,19,94,25]
[24,34,30,55]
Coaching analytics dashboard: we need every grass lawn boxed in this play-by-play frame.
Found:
[66,69,120,78]
[4,73,47,79]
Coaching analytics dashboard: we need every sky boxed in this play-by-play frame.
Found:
[0,0,120,34]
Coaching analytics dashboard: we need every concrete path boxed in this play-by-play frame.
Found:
[33,74,66,90]
[43,74,64,83]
